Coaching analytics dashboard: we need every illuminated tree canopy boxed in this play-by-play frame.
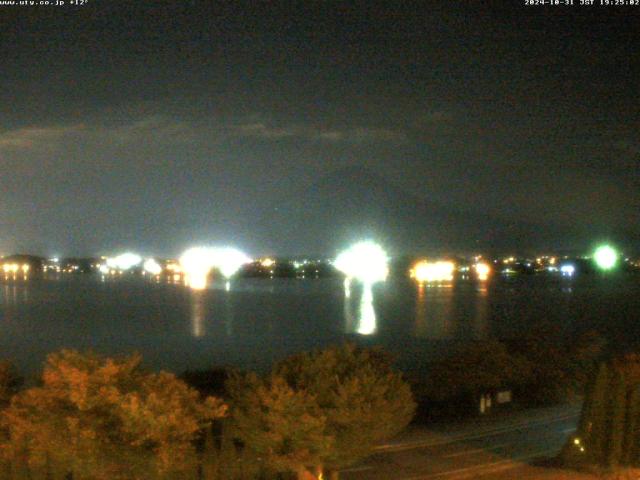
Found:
[228,344,415,479]
[1,350,226,479]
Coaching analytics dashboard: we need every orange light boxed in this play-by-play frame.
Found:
[474,262,491,281]
[411,260,454,283]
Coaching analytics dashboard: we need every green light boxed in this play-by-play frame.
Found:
[594,245,618,270]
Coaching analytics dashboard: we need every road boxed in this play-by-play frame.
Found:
[341,404,581,479]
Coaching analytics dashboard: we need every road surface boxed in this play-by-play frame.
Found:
[341,404,581,479]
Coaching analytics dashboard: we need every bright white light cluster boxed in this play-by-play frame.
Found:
[106,252,142,271]
[411,260,455,283]
[335,241,389,283]
[180,246,251,289]
[180,247,216,290]
[143,258,163,276]
[210,248,252,279]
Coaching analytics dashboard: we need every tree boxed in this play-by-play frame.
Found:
[504,326,605,405]
[607,368,627,467]
[623,385,640,465]
[581,363,611,465]
[507,324,570,404]
[1,349,226,480]
[228,344,415,479]
[563,355,640,469]
[564,330,606,399]
[426,339,530,403]
[227,372,332,479]
[0,361,22,408]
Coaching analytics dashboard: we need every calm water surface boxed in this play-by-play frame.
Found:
[1,274,639,377]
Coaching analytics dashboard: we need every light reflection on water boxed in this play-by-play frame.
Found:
[190,291,206,338]
[415,283,426,337]
[1,283,29,306]
[343,280,378,335]
[474,284,489,338]
[343,278,351,299]
[0,274,639,376]
[414,282,454,339]
[189,285,236,338]
[190,282,234,338]
[358,283,377,335]
[224,291,234,336]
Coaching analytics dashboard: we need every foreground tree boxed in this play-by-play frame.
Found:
[227,372,332,479]
[562,355,640,469]
[2,350,226,479]
[0,361,22,408]
[228,344,415,479]
[504,326,605,405]
[426,339,530,404]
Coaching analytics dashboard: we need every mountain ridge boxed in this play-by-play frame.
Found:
[256,165,582,256]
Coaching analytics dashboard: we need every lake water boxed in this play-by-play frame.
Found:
[1,273,639,378]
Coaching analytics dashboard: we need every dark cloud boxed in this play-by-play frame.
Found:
[0,2,638,256]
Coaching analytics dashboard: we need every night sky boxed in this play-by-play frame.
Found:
[0,2,638,257]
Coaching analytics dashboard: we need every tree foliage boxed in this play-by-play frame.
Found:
[227,372,331,476]
[563,355,640,469]
[426,339,530,402]
[1,349,226,479]
[422,328,604,413]
[0,361,22,408]
[228,344,415,479]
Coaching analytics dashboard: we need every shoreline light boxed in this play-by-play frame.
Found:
[180,246,251,289]
[560,264,575,276]
[211,248,251,279]
[106,253,142,271]
[411,260,455,283]
[474,262,491,281]
[180,247,216,290]
[594,245,618,271]
[260,258,275,268]
[334,241,389,283]
[3,264,20,274]
[143,258,163,276]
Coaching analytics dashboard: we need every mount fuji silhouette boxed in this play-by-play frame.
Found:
[256,166,571,256]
